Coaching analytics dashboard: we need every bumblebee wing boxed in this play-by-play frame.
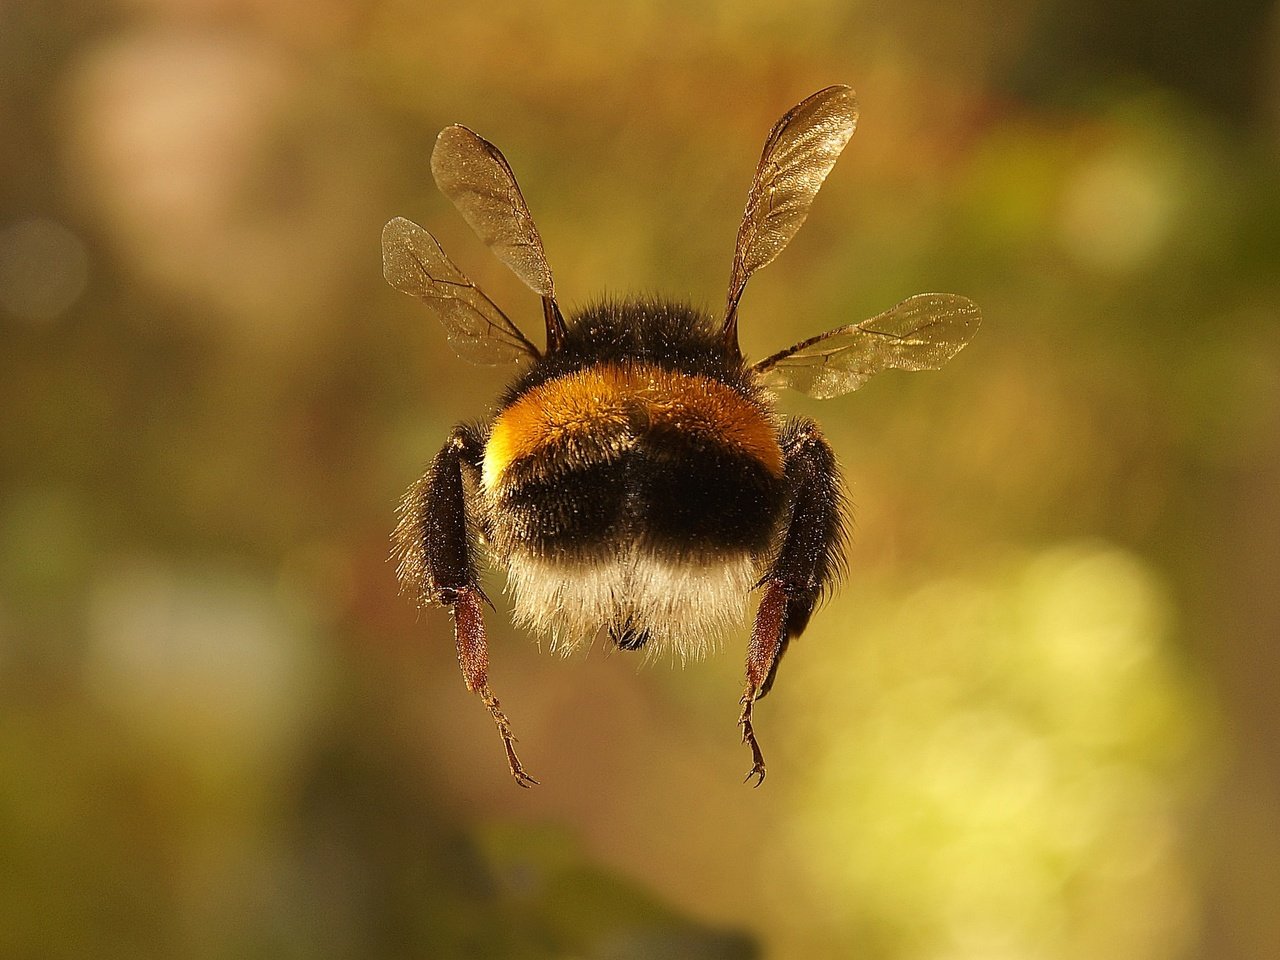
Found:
[382,216,541,365]
[724,86,859,333]
[752,294,980,399]
[431,125,556,299]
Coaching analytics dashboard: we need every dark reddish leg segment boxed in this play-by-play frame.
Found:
[452,585,490,691]
[740,579,787,785]
[453,588,537,787]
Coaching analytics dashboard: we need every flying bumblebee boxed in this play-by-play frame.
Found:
[384,86,980,787]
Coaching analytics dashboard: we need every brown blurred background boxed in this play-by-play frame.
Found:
[3,1,1279,958]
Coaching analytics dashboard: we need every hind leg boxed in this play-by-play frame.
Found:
[739,418,847,785]
[395,424,537,788]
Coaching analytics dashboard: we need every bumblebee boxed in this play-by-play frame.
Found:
[384,86,979,787]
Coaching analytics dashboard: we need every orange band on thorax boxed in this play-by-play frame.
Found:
[482,363,782,492]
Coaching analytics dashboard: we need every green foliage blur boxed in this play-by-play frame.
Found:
[3,1,1278,958]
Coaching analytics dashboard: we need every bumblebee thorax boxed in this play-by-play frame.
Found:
[482,361,781,493]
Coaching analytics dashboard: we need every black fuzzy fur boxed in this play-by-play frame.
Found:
[502,298,752,403]
[759,418,848,695]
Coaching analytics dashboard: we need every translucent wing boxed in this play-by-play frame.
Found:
[725,85,859,328]
[431,125,555,299]
[753,294,981,399]
[382,216,540,365]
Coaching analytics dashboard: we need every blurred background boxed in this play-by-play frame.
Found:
[3,0,1278,957]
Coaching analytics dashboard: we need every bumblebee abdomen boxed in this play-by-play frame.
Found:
[483,362,787,557]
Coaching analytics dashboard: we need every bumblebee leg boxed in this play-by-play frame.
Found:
[739,418,846,786]
[452,587,538,787]
[739,579,786,785]
[396,424,537,788]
